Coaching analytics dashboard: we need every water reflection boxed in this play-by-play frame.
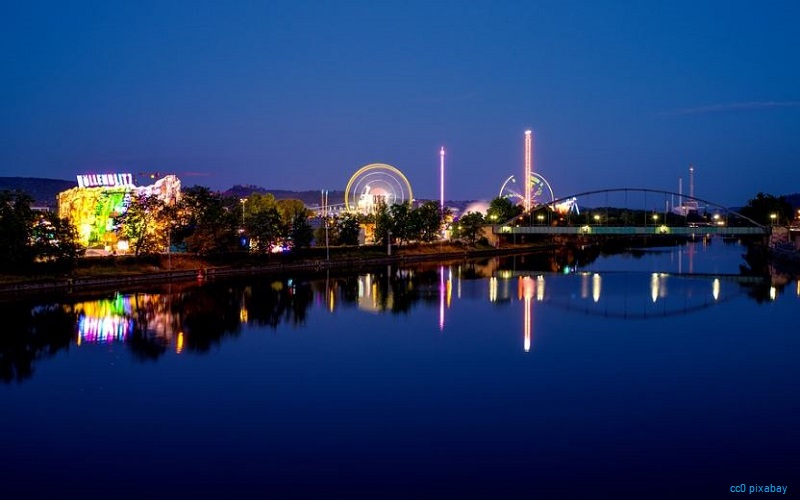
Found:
[3,241,796,383]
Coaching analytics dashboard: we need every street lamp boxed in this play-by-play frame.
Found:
[240,198,247,229]
[770,213,777,225]
[537,214,544,225]
[593,214,600,225]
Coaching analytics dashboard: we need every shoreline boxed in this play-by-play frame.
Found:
[0,244,553,297]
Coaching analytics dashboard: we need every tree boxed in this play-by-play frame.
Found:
[373,201,391,245]
[116,194,168,256]
[31,212,82,268]
[289,211,314,249]
[275,199,306,227]
[739,192,793,226]
[414,201,443,242]
[336,213,361,245]
[0,190,35,271]
[454,211,485,245]
[245,193,278,219]
[389,202,414,245]
[178,187,239,255]
[246,208,283,254]
[487,197,522,223]
[273,199,313,249]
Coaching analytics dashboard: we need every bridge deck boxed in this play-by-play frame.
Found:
[492,225,767,236]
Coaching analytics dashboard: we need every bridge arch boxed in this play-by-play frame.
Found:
[511,187,766,231]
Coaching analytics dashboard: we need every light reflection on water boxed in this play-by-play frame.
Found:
[66,270,767,355]
[3,241,794,370]
[1,240,798,498]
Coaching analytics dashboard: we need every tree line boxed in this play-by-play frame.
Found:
[2,186,791,274]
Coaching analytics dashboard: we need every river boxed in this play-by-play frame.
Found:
[1,240,797,498]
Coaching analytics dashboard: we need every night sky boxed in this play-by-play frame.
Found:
[2,0,799,205]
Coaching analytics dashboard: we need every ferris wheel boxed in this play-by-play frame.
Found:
[499,172,555,207]
[345,163,413,214]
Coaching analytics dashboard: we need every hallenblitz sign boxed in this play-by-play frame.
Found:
[76,173,134,189]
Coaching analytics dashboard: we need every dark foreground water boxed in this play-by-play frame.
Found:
[1,241,798,499]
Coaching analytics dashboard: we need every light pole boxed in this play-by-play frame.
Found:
[770,213,777,226]
[240,198,246,229]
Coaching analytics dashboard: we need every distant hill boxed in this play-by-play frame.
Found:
[223,184,479,214]
[223,185,346,207]
[0,177,76,208]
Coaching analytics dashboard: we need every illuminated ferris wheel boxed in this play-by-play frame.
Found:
[345,163,413,214]
[499,172,555,207]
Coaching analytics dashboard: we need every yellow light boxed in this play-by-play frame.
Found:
[712,278,720,301]
[536,275,545,302]
[592,273,601,303]
[176,331,184,354]
[651,273,659,303]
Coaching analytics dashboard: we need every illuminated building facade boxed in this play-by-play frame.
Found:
[57,173,181,248]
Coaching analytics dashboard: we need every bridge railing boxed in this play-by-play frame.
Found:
[493,225,767,236]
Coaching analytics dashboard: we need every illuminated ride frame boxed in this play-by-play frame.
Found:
[344,163,413,215]
[57,174,181,249]
[499,173,579,216]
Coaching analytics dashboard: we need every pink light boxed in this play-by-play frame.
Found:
[522,276,534,352]
[439,266,445,331]
[439,147,445,214]
[524,130,532,212]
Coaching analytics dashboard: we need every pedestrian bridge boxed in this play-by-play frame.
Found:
[493,225,767,236]
[490,188,769,237]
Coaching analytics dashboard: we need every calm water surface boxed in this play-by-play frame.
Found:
[1,241,798,499]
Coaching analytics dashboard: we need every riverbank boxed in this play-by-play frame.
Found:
[0,242,553,296]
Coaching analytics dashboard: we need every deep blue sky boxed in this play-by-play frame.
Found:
[2,0,799,205]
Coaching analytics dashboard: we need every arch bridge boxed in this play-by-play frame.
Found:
[491,188,769,237]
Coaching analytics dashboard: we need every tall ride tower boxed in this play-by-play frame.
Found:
[440,147,445,215]
[524,130,533,212]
